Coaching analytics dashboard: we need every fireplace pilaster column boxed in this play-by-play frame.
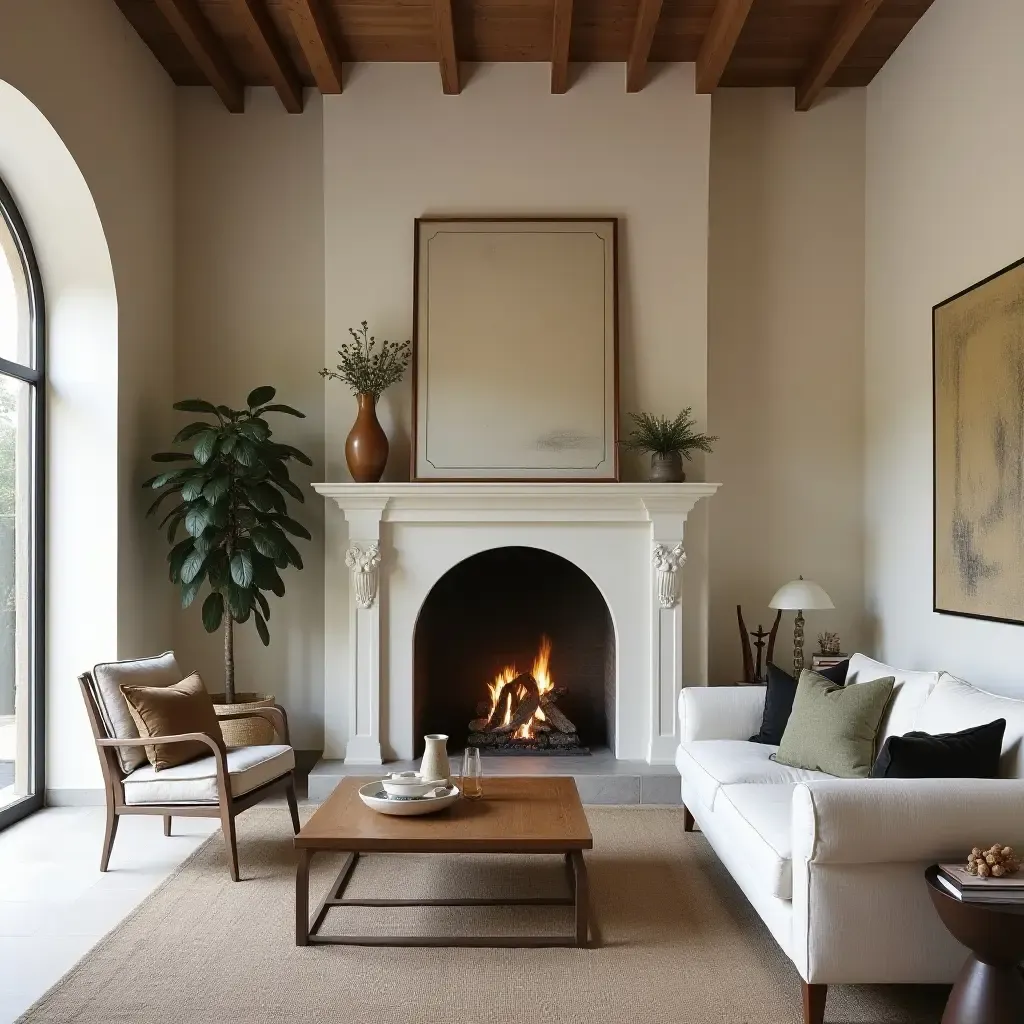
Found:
[341,505,386,764]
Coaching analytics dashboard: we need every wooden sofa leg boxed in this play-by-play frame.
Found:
[683,805,695,833]
[163,815,172,837]
[99,805,119,872]
[802,982,827,1024]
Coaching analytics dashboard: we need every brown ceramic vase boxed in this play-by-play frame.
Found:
[345,392,389,482]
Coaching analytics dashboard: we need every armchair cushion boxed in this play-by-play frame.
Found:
[120,672,224,770]
[122,744,295,806]
[92,652,184,774]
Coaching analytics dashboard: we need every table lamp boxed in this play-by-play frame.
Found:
[768,576,834,678]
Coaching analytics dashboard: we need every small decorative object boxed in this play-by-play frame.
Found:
[358,780,460,816]
[460,746,483,800]
[966,845,1021,878]
[622,409,717,483]
[818,631,842,656]
[346,541,381,608]
[143,387,312,740]
[381,771,447,799]
[768,576,835,678]
[737,605,782,684]
[320,321,410,483]
[419,733,451,784]
[653,542,686,608]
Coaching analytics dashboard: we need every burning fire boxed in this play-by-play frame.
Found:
[485,636,554,741]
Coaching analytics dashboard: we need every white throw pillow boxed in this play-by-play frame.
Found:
[915,673,1024,779]
[846,654,939,743]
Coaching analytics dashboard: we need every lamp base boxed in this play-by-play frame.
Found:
[792,610,805,679]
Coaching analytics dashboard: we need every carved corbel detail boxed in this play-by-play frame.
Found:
[652,542,685,609]
[346,542,382,609]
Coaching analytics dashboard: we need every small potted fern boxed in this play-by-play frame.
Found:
[622,409,717,482]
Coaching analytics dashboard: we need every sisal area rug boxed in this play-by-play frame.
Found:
[19,807,947,1024]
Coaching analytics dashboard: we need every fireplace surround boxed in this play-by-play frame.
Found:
[313,482,718,765]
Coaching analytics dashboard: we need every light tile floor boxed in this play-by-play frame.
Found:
[0,808,220,1023]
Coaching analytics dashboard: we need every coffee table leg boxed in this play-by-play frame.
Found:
[571,850,590,947]
[296,848,312,946]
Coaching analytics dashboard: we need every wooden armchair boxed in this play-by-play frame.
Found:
[79,651,300,881]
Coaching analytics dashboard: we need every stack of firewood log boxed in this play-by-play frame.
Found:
[467,672,582,751]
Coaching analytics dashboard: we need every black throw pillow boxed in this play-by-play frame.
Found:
[870,719,1006,779]
[750,659,849,745]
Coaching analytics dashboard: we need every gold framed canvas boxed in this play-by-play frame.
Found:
[934,255,1024,624]
[412,217,619,480]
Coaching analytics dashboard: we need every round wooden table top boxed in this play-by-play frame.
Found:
[926,864,1024,919]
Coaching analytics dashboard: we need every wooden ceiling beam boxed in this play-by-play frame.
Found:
[796,0,885,111]
[550,0,573,94]
[233,0,305,112]
[695,0,755,94]
[432,0,460,94]
[625,0,664,93]
[154,0,245,112]
[285,0,344,94]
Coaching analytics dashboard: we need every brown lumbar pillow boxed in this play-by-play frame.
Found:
[120,672,224,771]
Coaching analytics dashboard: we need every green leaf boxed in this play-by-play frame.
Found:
[276,515,311,540]
[219,433,238,455]
[175,399,221,416]
[259,403,305,418]
[166,515,183,545]
[201,591,224,633]
[250,528,283,559]
[207,549,231,589]
[180,578,203,609]
[269,474,304,503]
[148,468,192,490]
[180,546,207,585]
[172,421,211,444]
[158,502,185,528]
[193,431,218,465]
[202,474,231,504]
[227,583,252,621]
[254,610,270,646]
[151,452,193,463]
[238,419,270,442]
[233,440,258,467]
[146,490,178,517]
[269,442,313,467]
[245,482,283,513]
[247,386,276,408]
[233,506,258,530]
[180,476,208,501]
[254,589,270,620]
[168,538,193,582]
[230,549,254,588]
[184,505,212,537]
[281,537,304,570]
[252,553,285,596]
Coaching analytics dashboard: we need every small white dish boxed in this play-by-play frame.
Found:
[380,771,447,799]
[359,780,461,816]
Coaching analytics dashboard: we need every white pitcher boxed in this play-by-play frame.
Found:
[419,734,451,784]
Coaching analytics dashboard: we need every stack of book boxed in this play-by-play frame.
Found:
[811,654,848,672]
[936,863,1024,903]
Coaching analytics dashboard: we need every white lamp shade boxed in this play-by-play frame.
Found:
[769,578,834,611]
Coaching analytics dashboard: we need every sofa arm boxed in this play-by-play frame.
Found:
[678,685,766,742]
[793,778,1024,865]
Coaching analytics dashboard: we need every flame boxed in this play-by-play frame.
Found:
[484,636,554,743]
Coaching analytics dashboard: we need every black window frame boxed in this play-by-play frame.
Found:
[0,175,46,831]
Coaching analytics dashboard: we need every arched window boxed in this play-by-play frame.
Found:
[0,176,44,829]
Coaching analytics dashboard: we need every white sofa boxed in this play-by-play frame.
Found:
[676,654,1024,1024]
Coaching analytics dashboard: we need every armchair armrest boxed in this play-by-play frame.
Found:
[216,705,290,745]
[96,733,223,754]
[793,778,1024,865]
[679,685,766,742]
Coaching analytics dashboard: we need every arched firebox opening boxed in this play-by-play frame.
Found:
[413,546,615,756]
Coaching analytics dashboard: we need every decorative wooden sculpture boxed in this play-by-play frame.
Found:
[737,605,782,684]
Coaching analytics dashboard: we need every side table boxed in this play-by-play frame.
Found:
[925,865,1024,1023]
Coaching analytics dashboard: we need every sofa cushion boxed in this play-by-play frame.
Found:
[916,674,1024,779]
[92,652,184,774]
[846,654,938,743]
[871,719,1006,779]
[122,744,294,805]
[675,739,831,811]
[751,660,849,745]
[716,784,795,900]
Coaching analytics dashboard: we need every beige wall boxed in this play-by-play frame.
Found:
[707,88,867,683]
[322,62,714,709]
[0,0,176,791]
[174,88,326,748]
[865,0,1024,694]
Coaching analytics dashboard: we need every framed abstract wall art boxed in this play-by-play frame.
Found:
[934,255,1024,624]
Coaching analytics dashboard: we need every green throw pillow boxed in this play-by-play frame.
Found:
[775,669,895,778]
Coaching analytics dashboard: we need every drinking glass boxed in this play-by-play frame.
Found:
[460,746,483,800]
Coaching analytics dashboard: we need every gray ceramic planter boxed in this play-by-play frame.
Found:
[649,451,685,482]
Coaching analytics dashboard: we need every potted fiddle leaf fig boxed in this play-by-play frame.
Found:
[143,386,312,745]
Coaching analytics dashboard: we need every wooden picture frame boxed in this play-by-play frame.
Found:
[933,254,1024,625]
[412,217,619,481]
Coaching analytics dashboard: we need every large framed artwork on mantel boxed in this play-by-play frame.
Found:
[934,255,1024,625]
[412,217,619,480]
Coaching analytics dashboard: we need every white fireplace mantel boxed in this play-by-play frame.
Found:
[314,482,719,765]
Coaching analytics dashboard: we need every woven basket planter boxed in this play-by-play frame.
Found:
[209,692,278,747]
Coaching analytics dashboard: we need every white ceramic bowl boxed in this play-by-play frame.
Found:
[380,771,447,799]
[359,781,460,816]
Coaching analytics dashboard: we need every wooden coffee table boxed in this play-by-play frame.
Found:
[295,776,594,948]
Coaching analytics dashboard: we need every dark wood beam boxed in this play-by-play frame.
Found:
[233,0,304,112]
[625,0,664,93]
[796,0,884,110]
[550,0,573,94]
[153,0,245,112]
[431,0,460,94]
[285,0,344,94]
[695,0,755,94]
